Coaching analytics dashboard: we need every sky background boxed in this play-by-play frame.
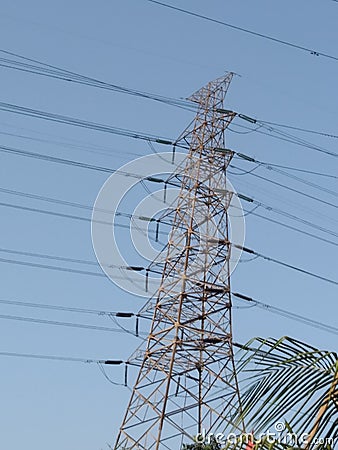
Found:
[0,1,337,449]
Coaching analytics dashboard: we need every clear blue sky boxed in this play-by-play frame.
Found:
[0,1,337,449]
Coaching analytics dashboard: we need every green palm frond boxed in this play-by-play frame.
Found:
[233,337,337,449]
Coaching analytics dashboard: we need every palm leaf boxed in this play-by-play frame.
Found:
[232,337,337,449]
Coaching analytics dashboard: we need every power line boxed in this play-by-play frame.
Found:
[1,115,336,216]
[3,178,336,237]
[0,143,183,184]
[236,113,338,140]
[1,185,337,250]
[0,186,172,225]
[0,200,109,225]
[2,140,335,201]
[2,48,338,148]
[0,154,336,284]
[0,256,106,278]
[231,120,338,158]
[0,49,195,112]
[0,312,138,334]
[1,141,337,238]
[1,178,337,282]
[0,186,100,213]
[2,185,337,247]
[2,98,338,169]
[236,245,338,286]
[0,143,126,174]
[237,194,338,238]
[0,235,336,287]
[0,247,98,267]
[0,128,144,160]
[0,295,336,340]
[0,254,163,280]
[240,206,338,248]
[0,292,336,340]
[233,165,338,210]
[0,247,161,275]
[1,111,335,235]
[250,161,337,180]
[0,200,171,243]
[234,153,338,195]
[0,286,336,341]
[2,54,338,167]
[234,193,338,239]
[0,350,129,386]
[0,298,135,318]
[232,292,338,336]
[0,351,124,365]
[5,182,338,284]
[0,101,175,146]
[145,0,338,62]
[3,140,336,235]
[258,122,338,158]
[256,119,338,139]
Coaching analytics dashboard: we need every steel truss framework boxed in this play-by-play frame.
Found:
[115,74,245,450]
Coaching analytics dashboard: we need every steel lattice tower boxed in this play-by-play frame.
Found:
[115,74,244,449]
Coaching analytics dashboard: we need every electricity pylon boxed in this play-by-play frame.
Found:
[115,74,244,449]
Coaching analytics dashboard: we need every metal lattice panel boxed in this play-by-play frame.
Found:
[115,73,245,450]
